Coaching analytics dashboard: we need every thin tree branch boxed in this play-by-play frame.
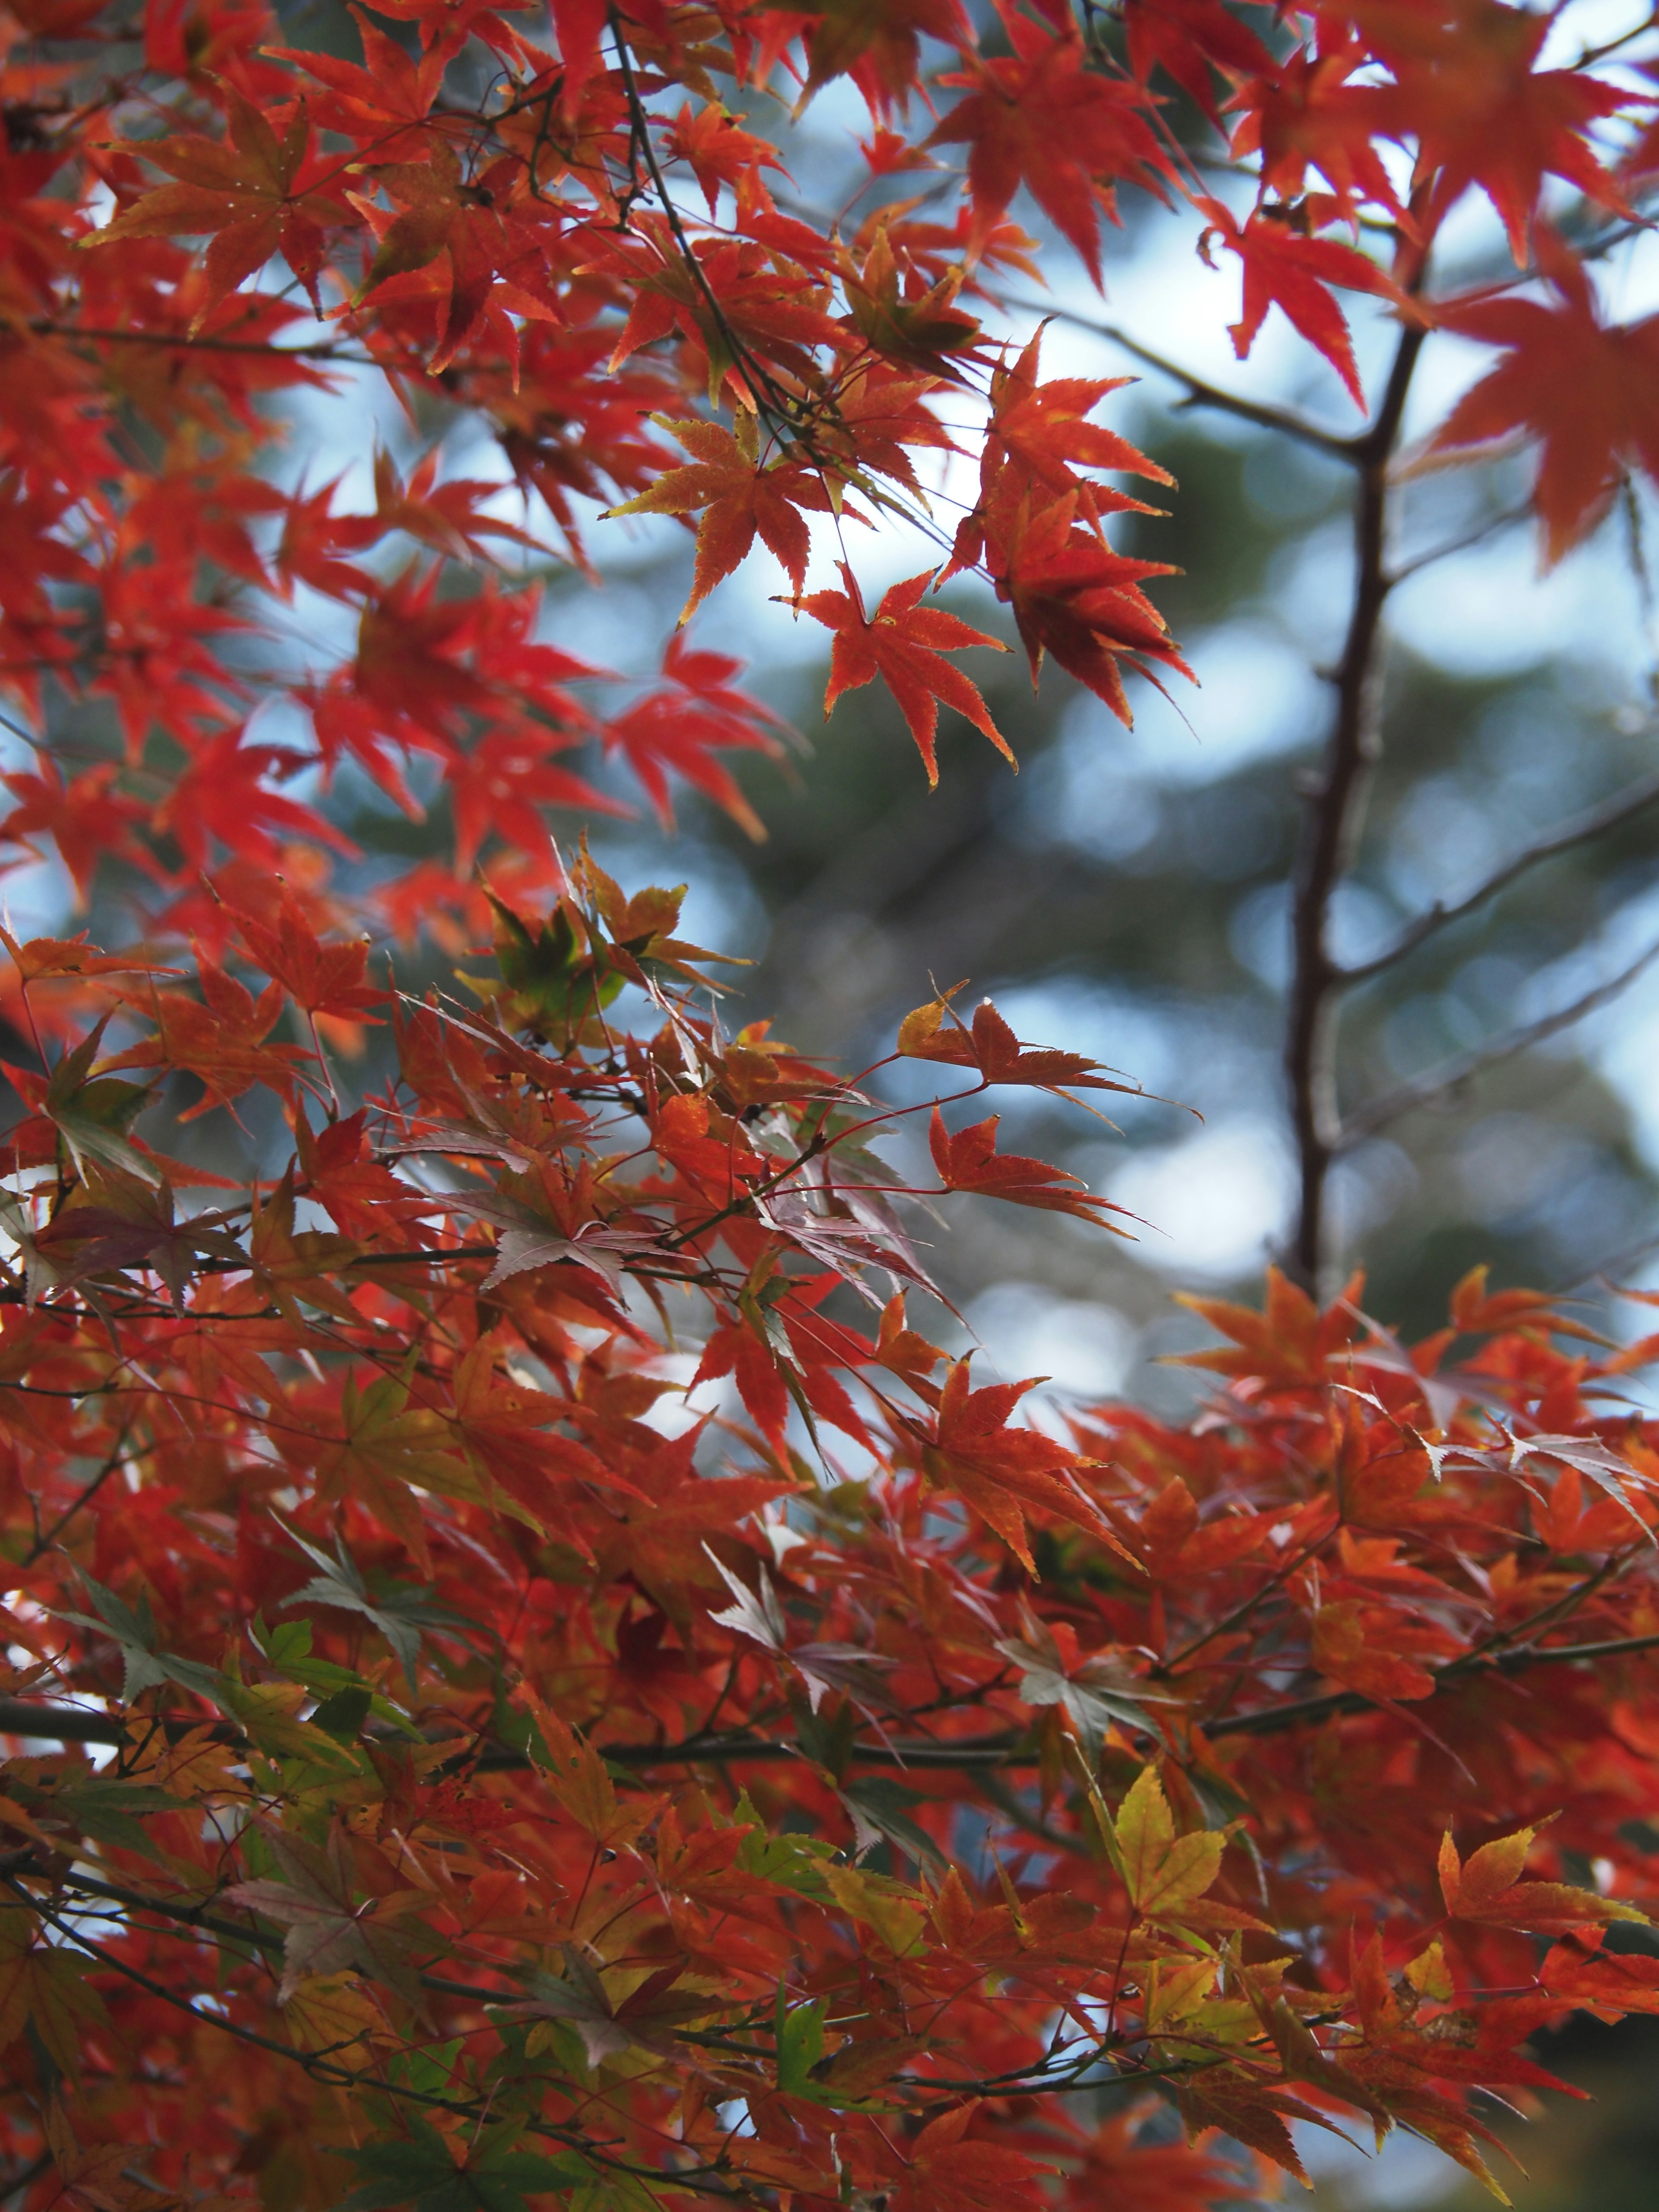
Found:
[16,1625,1659,1767]
[1384,497,1532,586]
[27,319,376,366]
[988,293,1357,459]
[1338,766,1659,988]
[0,2153,52,2205]
[21,1424,134,1567]
[1215,1626,1659,1738]
[0,1697,1025,1769]
[1338,930,1659,1147]
[1285,312,1427,1286]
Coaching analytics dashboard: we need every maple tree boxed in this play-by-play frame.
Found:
[5,0,1659,2206]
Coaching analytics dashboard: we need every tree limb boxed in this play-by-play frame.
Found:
[1337,929,1659,1146]
[1214,1626,1659,1739]
[1284,315,1426,1284]
[1338,765,1659,987]
[16,1628,1659,1769]
[28,319,376,366]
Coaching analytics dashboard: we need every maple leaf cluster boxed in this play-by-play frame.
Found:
[0,869,1656,2208]
[3,0,1659,2203]
[2,0,1651,893]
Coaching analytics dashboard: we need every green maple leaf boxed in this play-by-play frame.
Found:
[276,1522,461,1689]
[52,1573,229,1706]
[340,2118,592,2212]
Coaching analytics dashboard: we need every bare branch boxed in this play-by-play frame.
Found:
[28,319,375,366]
[1338,930,1659,1146]
[1338,764,1659,987]
[1215,1626,1659,1739]
[988,293,1358,459]
[20,1624,1659,1769]
[1384,497,1532,585]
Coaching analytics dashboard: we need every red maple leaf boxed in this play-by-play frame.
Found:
[929,1107,1134,1230]
[1197,198,1407,407]
[799,0,974,115]
[86,85,341,322]
[0,760,151,902]
[155,728,360,873]
[1227,38,1406,226]
[231,886,384,1023]
[793,564,1011,785]
[1346,0,1632,261]
[927,11,1177,285]
[1433,245,1659,563]
[1125,0,1276,129]
[604,633,791,840]
[975,485,1190,727]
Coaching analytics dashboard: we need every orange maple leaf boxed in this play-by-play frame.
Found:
[918,1357,1107,1572]
[1439,1824,1649,1936]
[1176,1265,1366,1386]
[660,102,786,218]
[983,330,1172,515]
[888,2102,1049,2212]
[1310,1595,1446,1701]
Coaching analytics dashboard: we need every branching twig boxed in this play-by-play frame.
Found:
[1338,765,1659,987]
[1338,930,1659,1146]
[1383,497,1532,586]
[1216,1626,1659,1739]
[989,292,1357,459]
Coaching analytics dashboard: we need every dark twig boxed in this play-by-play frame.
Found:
[1384,496,1532,586]
[0,2154,52,2205]
[1338,929,1659,1147]
[13,1621,1659,1768]
[27,320,376,366]
[22,1426,135,1567]
[1216,1626,1659,1738]
[1338,765,1659,987]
